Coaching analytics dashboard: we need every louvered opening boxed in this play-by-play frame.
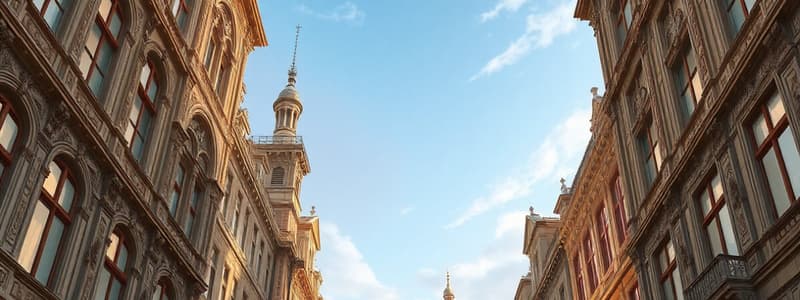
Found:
[271,167,285,185]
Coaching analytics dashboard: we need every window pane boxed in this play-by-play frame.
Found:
[18,201,50,271]
[691,74,703,102]
[718,204,739,255]
[43,161,62,195]
[752,115,769,146]
[86,25,102,56]
[663,280,675,300]
[33,0,45,9]
[106,233,119,260]
[729,4,746,31]
[43,5,63,30]
[117,245,128,269]
[99,0,112,19]
[132,135,145,161]
[96,42,114,73]
[700,191,712,215]
[59,179,75,211]
[654,144,663,170]
[148,81,158,101]
[139,111,152,136]
[184,215,194,234]
[681,91,695,117]
[35,217,65,284]
[667,240,675,261]
[0,115,18,151]
[172,0,181,15]
[80,50,93,76]
[169,191,179,216]
[778,128,800,201]
[768,94,786,127]
[109,279,122,300]
[764,148,792,215]
[89,68,105,95]
[94,268,111,300]
[109,14,122,39]
[673,268,684,300]
[712,175,724,200]
[744,0,755,10]
[140,64,151,87]
[623,1,632,27]
[706,222,723,256]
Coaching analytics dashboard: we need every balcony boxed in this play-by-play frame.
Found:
[250,135,304,145]
[686,255,750,300]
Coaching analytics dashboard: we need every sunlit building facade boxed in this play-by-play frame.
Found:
[0,0,322,299]
[570,0,800,298]
[514,208,572,300]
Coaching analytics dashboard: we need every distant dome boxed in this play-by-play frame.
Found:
[443,286,454,297]
[278,85,299,100]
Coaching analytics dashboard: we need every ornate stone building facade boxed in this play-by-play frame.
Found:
[514,208,572,300]
[0,0,322,299]
[567,0,800,298]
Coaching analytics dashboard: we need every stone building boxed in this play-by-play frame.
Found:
[0,0,322,299]
[514,207,572,300]
[568,0,800,298]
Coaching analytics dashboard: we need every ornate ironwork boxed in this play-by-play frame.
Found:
[250,136,304,145]
[686,255,750,300]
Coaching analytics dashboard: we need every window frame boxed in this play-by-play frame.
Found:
[97,229,129,300]
[748,91,799,218]
[82,0,123,95]
[695,172,739,256]
[22,160,77,287]
[595,205,613,272]
[0,96,20,179]
[127,60,159,161]
[658,239,682,300]
[611,172,628,245]
[168,165,185,217]
[573,253,585,300]
[639,117,662,185]
[171,0,191,29]
[674,43,703,118]
[583,234,598,293]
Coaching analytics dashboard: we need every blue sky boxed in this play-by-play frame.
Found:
[244,0,603,299]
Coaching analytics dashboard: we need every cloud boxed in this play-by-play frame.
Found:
[400,206,415,215]
[445,108,591,229]
[480,0,529,22]
[419,212,529,299]
[471,1,577,81]
[298,2,365,25]
[318,222,400,300]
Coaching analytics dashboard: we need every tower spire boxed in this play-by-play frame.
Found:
[288,24,301,87]
[443,272,455,299]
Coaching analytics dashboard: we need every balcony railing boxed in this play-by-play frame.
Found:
[686,255,750,300]
[250,136,304,145]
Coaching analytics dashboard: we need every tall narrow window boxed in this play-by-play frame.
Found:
[33,0,70,31]
[673,43,703,119]
[206,249,217,299]
[231,195,241,232]
[271,167,285,185]
[240,210,250,247]
[169,166,184,216]
[184,186,201,235]
[611,174,628,244]
[94,229,129,300]
[215,63,228,96]
[573,253,585,300]
[583,235,598,293]
[250,228,258,265]
[18,160,76,286]
[750,92,800,217]
[204,41,216,70]
[639,119,662,185]
[151,280,172,300]
[658,239,684,300]
[221,173,233,217]
[80,0,123,96]
[257,241,264,275]
[596,206,612,272]
[171,0,191,29]
[0,97,19,179]
[615,0,633,47]
[698,173,739,256]
[722,0,756,32]
[125,61,159,161]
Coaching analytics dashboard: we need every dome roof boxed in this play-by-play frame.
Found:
[443,287,454,297]
[278,84,300,100]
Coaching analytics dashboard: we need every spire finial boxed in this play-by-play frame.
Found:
[310,206,316,216]
[446,272,451,287]
[288,24,302,85]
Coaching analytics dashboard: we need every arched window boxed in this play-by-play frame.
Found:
[124,60,159,162]
[0,96,19,179]
[33,0,70,31]
[206,7,233,99]
[18,159,77,286]
[151,279,172,300]
[93,229,129,300]
[171,0,191,30]
[80,0,123,96]
[271,167,284,185]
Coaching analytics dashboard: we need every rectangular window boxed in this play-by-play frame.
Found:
[573,253,585,300]
[34,0,69,31]
[750,92,800,217]
[221,173,233,217]
[583,235,598,293]
[80,0,122,97]
[171,0,191,29]
[250,228,258,265]
[205,42,216,69]
[240,210,250,247]
[231,195,241,232]
[722,0,756,32]
[596,205,613,272]
[615,0,633,48]
[673,43,703,119]
[184,186,201,236]
[698,173,739,256]
[257,241,265,277]
[658,239,684,300]
[207,248,217,299]
[639,119,662,185]
[611,173,628,244]
[169,166,184,216]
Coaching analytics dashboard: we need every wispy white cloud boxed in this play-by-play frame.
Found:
[318,222,400,300]
[471,1,577,81]
[400,206,415,215]
[480,0,529,22]
[445,108,591,229]
[298,2,365,25]
[420,211,529,299]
